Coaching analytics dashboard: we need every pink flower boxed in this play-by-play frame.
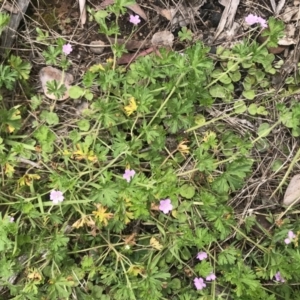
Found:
[194,277,206,290]
[129,15,141,25]
[123,169,135,182]
[9,216,14,223]
[62,43,73,55]
[274,271,285,283]
[206,272,216,281]
[159,199,173,214]
[197,251,208,261]
[50,190,64,204]
[245,14,267,28]
[284,230,296,244]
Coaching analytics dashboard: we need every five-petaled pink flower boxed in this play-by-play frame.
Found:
[197,251,208,261]
[50,190,64,204]
[159,198,173,214]
[245,14,267,28]
[206,272,216,281]
[62,43,73,55]
[274,271,285,283]
[284,230,296,244]
[123,169,135,182]
[194,277,206,290]
[129,15,141,25]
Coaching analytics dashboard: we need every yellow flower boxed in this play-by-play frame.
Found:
[124,97,137,116]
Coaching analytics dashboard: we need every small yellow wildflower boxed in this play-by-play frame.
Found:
[124,97,137,116]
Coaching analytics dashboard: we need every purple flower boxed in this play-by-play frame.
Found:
[9,216,14,223]
[129,15,141,25]
[274,271,285,283]
[194,277,206,290]
[206,272,216,281]
[284,230,296,244]
[123,169,135,182]
[62,43,73,55]
[245,14,267,28]
[50,190,64,204]
[197,251,208,261]
[159,199,173,214]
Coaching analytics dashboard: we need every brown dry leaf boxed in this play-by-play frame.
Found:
[127,3,147,21]
[117,47,154,65]
[276,0,286,15]
[39,66,73,101]
[278,37,296,46]
[281,6,300,22]
[283,174,300,206]
[150,237,163,250]
[151,31,174,48]
[123,232,137,245]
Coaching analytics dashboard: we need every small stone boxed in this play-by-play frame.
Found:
[89,40,106,54]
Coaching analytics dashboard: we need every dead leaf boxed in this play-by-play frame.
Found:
[275,0,286,15]
[39,66,73,101]
[283,174,300,206]
[281,6,300,22]
[79,0,87,26]
[150,237,163,250]
[127,3,147,21]
[278,37,296,46]
[151,31,174,48]
[123,232,137,245]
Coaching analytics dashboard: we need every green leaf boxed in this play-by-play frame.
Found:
[209,84,227,98]
[179,184,195,199]
[248,103,257,115]
[94,10,108,24]
[77,119,90,131]
[211,69,231,84]
[256,106,268,115]
[30,95,42,110]
[242,89,255,100]
[234,100,247,114]
[40,110,59,125]
[229,70,241,82]
[85,91,93,101]
[69,86,84,99]
[8,55,31,80]
[258,123,271,137]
